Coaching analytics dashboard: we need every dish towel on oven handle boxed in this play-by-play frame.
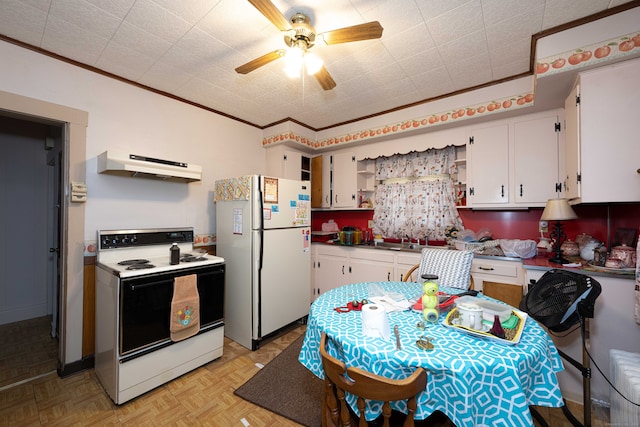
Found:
[170,274,200,342]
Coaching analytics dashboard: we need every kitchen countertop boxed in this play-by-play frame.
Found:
[312,241,635,281]
[523,255,635,281]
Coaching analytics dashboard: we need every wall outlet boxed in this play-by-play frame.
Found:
[538,221,548,233]
[368,220,374,229]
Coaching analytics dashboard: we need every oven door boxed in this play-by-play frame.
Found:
[119,263,224,360]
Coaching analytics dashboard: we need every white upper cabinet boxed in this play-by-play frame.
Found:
[468,123,510,206]
[513,113,564,205]
[467,110,564,208]
[266,146,311,181]
[564,59,640,204]
[331,151,358,209]
[564,83,581,201]
[310,151,368,210]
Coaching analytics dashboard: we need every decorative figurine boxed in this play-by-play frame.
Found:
[421,274,439,323]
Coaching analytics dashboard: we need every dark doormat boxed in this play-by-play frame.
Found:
[234,335,323,427]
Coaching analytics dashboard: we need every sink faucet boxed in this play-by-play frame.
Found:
[402,234,410,244]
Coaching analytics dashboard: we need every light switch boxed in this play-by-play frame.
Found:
[71,181,87,203]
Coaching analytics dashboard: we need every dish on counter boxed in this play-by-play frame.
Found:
[443,308,527,345]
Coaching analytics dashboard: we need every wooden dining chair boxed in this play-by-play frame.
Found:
[401,248,474,291]
[320,333,454,427]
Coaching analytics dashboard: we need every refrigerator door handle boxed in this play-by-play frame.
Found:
[257,175,264,271]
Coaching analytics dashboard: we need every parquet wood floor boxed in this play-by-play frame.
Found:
[0,316,58,390]
[0,319,611,426]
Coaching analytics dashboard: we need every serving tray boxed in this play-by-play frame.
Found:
[444,308,527,345]
[586,262,634,274]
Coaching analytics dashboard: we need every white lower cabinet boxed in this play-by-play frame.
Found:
[311,245,426,300]
[349,248,395,283]
[312,246,527,305]
[470,257,524,307]
[395,253,422,282]
[313,245,395,301]
[313,245,350,300]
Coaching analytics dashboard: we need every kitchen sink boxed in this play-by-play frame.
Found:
[368,241,450,253]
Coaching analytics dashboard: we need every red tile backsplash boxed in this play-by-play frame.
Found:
[312,203,640,248]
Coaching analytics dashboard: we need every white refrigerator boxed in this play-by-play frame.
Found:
[215,175,311,350]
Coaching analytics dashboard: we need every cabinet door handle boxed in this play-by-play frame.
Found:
[387,272,390,281]
[400,273,404,281]
[501,185,504,198]
[335,194,338,204]
[349,266,352,274]
[342,265,344,275]
[519,184,523,197]
[479,266,495,271]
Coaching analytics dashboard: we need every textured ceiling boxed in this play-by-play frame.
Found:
[0,0,633,129]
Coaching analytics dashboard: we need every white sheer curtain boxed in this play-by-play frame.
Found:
[372,146,463,241]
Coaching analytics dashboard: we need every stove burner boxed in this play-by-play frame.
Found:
[126,263,156,270]
[118,259,150,266]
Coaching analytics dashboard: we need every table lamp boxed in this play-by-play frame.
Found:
[540,198,578,264]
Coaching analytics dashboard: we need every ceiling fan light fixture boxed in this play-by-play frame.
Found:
[304,52,323,75]
[239,1,384,90]
[284,45,304,78]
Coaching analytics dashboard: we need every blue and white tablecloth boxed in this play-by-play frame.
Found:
[298,281,564,427]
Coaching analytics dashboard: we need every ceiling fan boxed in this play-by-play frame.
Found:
[235,0,384,90]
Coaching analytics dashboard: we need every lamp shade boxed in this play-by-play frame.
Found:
[540,198,578,221]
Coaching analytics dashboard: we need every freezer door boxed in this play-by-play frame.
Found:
[258,226,311,338]
[215,198,256,350]
[257,176,310,230]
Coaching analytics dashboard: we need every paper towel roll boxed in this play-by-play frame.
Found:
[361,303,390,340]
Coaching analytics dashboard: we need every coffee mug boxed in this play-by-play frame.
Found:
[456,302,483,330]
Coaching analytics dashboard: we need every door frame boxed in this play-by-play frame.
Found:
[0,89,88,374]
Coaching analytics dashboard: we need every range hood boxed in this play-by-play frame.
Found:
[97,151,202,183]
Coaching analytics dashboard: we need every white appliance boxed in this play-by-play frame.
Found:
[95,227,225,404]
[97,151,202,182]
[215,175,311,350]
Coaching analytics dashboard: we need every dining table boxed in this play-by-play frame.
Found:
[298,281,565,427]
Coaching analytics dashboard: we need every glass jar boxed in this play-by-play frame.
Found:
[421,274,439,323]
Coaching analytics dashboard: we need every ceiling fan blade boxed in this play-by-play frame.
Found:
[315,66,336,91]
[319,21,383,45]
[235,50,284,74]
[248,0,292,32]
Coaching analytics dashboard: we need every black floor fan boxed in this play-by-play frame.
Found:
[520,269,602,427]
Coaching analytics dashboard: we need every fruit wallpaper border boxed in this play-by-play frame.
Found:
[536,30,640,77]
[261,30,640,150]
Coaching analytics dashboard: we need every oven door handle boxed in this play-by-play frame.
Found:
[128,281,169,291]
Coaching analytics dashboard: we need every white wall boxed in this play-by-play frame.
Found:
[0,40,265,241]
[0,39,265,367]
